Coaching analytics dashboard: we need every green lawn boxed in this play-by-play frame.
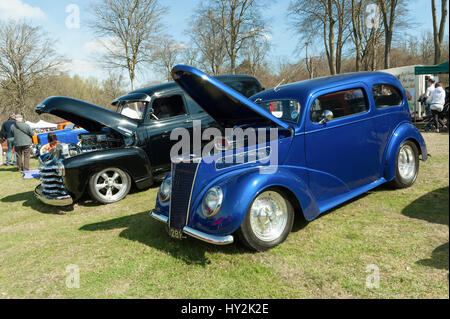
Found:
[0,133,448,298]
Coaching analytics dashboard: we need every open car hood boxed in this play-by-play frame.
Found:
[171,65,289,129]
[36,96,138,137]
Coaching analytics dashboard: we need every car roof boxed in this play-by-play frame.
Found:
[250,71,402,104]
[130,74,261,97]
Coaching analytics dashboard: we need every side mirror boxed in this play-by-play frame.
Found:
[319,110,333,124]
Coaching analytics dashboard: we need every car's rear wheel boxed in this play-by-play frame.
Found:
[88,167,131,204]
[237,189,294,251]
[391,140,419,188]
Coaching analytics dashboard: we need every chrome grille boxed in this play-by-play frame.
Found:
[38,164,68,197]
[169,161,199,230]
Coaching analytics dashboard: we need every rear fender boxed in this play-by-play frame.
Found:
[383,122,427,181]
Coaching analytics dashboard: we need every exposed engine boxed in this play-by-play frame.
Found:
[78,132,125,152]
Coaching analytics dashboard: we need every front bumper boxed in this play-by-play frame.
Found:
[34,185,73,206]
[150,209,234,245]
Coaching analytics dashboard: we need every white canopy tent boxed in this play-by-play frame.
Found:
[25,120,58,129]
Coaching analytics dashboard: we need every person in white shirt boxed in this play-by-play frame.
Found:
[428,82,447,132]
[423,78,435,115]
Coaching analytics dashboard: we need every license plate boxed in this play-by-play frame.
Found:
[169,228,185,239]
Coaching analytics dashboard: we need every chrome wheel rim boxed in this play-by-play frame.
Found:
[398,145,416,180]
[93,168,128,201]
[249,191,288,242]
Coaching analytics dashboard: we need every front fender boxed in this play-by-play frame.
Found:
[187,166,320,236]
[383,122,427,181]
[62,147,152,200]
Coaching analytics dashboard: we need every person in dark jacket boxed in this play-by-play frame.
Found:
[0,113,17,166]
[10,114,34,172]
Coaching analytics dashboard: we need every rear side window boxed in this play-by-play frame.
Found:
[310,88,369,123]
[152,95,187,119]
[372,84,403,108]
[224,80,262,98]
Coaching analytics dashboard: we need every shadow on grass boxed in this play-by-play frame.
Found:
[0,166,19,172]
[80,211,249,266]
[402,186,449,270]
[1,190,74,214]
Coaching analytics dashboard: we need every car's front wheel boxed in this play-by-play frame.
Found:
[391,140,419,188]
[88,167,132,204]
[237,189,294,251]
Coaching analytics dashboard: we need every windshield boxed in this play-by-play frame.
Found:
[257,99,301,123]
[117,101,148,120]
[223,80,262,98]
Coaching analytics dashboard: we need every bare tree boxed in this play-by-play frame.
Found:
[188,5,227,75]
[431,0,448,64]
[102,71,126,101]
[90,0,167,90]
[239,36,270,76]
[377,0,407,69]
[0,20,64,115]
[153,37,184,82]
[213,0,267,74]
[289,0,351,75]
[351,0,384,71]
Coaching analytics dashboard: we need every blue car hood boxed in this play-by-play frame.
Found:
[36,96,138,137]
[171,65,289,129]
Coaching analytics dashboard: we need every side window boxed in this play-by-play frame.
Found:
[152,95,187,119]
[372,84,403,108]
[310,88,369,123]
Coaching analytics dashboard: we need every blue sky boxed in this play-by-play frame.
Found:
[0,0,448,88]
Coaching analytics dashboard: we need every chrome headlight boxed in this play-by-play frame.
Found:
[202,186,223,218]
[56,161,65,177]
[158,175,171,202]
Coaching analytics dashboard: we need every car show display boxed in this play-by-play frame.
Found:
[33,74,263,205]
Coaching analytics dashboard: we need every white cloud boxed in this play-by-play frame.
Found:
[61,59,101,77]
[83,37,122,54]
[0,0,45,20]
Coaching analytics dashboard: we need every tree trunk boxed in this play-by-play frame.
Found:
[327,0,336,75]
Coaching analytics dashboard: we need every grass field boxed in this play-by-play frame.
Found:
[0,133,448,298]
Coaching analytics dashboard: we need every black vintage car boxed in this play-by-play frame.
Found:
[34,75,263,206]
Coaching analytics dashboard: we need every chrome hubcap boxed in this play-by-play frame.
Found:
[249,191,288,242]
[398,145,416,180]
[94,168,128,201]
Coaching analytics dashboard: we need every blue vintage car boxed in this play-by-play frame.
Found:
[150,65,428,251]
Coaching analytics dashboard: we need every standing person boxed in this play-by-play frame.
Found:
[0,113,17,166]
[428,82,447,132]
[424,78,435,115]
[10,114,34,172]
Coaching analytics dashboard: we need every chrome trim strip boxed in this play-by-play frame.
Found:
[38,165,58,170]
[183,226,234,245]
[39,171,59,177]
[150,210,233,245]
[34,186,73,206]
[150,210,168,223]
[214,146,271,171]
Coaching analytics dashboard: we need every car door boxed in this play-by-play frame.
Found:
[304,83,380,207]
[137,91,193,171]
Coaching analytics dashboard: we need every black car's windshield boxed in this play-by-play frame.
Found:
[117,101,147,120]
[257,99,301,123]
[223,80,262,98]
